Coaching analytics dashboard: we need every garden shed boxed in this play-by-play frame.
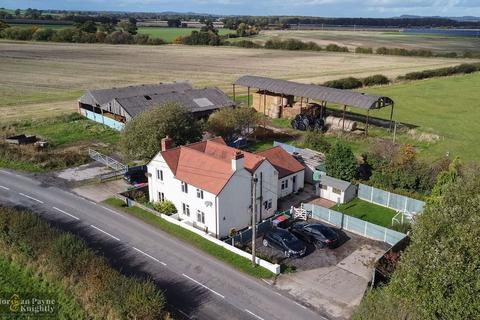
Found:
[317,175,357,204]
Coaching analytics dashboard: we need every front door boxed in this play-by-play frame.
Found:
[292,176,297,192]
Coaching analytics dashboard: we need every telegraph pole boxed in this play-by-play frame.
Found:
[251,174,258,266]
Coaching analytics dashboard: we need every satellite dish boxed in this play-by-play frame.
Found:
[205,201,213,207]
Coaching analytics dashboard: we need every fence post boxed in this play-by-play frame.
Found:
[345,215,349,230]
[404,197,408,212]
[387,191,391,208]
[364,221,368,236]
[370,186,374,203]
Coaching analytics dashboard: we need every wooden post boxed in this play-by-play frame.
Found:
[247,87,250,107]
[389,102,395,132]
[263,91,267,124]
[342,105,346,131]
[232,84,236,102]
[365,109,370,136]
[300,96,303,109]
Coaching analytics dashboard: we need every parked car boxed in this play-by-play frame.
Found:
[124,165,147,184]
[262,228,306,258]
[289,221,338,248]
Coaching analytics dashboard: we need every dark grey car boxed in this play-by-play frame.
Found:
[262,228,306,258]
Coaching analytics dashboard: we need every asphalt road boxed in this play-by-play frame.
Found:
[0,169,328,320]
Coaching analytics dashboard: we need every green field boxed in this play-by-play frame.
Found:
[333,198,397,228]
[138,27,234,42]
[9,23,73,30]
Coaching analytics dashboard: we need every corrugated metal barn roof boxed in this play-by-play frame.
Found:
[115,88,235,118]
[85,82,193,106]
[234,75,393,110]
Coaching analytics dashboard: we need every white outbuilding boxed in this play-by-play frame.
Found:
[317,175,357,204]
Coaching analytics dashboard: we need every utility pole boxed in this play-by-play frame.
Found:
[251,173,258,266]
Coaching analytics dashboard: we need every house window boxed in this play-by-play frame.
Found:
[196,188,204,199]
[332,187,342,195]
[181,181,188,193]
[281,179,289,190]
[158,192,165,202]
[321,184,328,190]
[182,203,190,216]
[157,169,163,181]
[197,210,205,224]
[263,199,272,210]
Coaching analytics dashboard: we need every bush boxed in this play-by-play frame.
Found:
[105,31,133,44]
[325,142,357,181]
[355,47,373,54]
[403,63,480,81]
[325,43,349,52]
[32,28,57,41]
[1,26,36,40]
[264,38,322,51]
[229,39,261,48]
[362,74,390,87]
[153,200,177,215]
[323,77,363,89]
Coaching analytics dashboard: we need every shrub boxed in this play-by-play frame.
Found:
[229,39,261,48]
[326,43,349,52]
[323,77,363,89]
[32,28,57,41]
[1,26,36,40]
[153,200,177,215]
[362,74,390,87]
[325,142,357,181]
[355,47,373,54]
[105,31,133,44]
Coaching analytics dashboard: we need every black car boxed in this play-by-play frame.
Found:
[262,228,306,258]
[290,221,338,248]
[124,165,147,184]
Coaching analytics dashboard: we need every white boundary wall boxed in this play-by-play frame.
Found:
[115,195,281,275]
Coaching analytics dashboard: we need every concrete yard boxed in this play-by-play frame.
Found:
[257,222,389,319]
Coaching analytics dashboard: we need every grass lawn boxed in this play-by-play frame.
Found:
[332,198,397,228]
[17,114,120,147]
[103,198,275,278]
[138,27,234,43]
[0,255,86,318]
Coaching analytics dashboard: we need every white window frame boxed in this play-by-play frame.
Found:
[181,181,188,193]
[158,192,165,202]
[281,179,289,190]
[196,210,205,224]
[182,203,190,216]
[332,187,342,195]
[157,169,163,181]
[196,188,204,199]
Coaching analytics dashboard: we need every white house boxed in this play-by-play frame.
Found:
[317,175,357,204]
[257,146,305,198]
[148,137,302,238]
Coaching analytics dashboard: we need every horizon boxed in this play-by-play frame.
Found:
[1,1,480,18]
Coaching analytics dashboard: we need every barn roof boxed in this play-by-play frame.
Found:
[83,82,193,106]
[115,88,235,118]
[234,75,393,110]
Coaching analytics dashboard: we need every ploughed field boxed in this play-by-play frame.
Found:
[0,40,467,123]
[243,29,480,54]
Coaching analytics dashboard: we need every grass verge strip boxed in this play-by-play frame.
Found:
[103,198,274,279]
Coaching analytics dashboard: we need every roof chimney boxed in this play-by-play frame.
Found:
[232,150,244,171]
[161,136,173,152]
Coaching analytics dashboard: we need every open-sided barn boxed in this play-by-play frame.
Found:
[78,83,235,130]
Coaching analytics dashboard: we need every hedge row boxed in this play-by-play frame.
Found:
[323,74,390,89]
[401,63,480,80]
[0,206,167,319]
[0,27,165,45]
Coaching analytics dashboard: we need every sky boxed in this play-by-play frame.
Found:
[1,0,480,17]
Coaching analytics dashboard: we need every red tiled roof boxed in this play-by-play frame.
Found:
[256,146,305,178]
[159,137,265,195]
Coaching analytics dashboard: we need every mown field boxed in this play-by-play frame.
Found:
[138,27,233,42]
[0,40,467,121]
[0,40,478,162]
[241,29,480,54]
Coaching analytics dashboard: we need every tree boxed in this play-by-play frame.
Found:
[15,9,21,16]
[75,20,97,33]
[0,20,9,32]
[206,107,259,143]
[118,20,137,35]
[353,169,480,320]
[121,103,202,160]
[325,142,357,181]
